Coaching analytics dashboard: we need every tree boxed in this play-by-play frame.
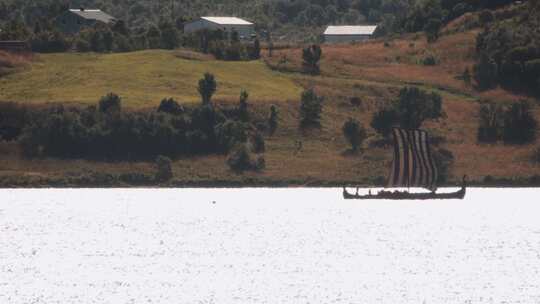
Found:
[477,100,503,143]
[503,100,538,145]
[473,53,498,89]
[299,88,323,127]
[462,67,471,85]
[160,23,179,49]
[238,90,249,122]
[268,105,278,136]
[146,26,161,49]
[198,73,217,105]
[371,108,398,138]
[155,155,173,182]
[342,118,367,152]
[99,93,122,114]
[103,30,114,51]
[250,38,261,60]
[433,148,454,184]
[395,87,443,129]
[302,44,322,75]
[424,18,442,43]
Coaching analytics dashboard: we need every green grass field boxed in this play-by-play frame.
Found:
[0,50,302,107]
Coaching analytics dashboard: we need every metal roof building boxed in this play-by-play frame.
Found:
[184,16,255,39]
[56,8,116,34]
[323,25,378,43]
[68,9,116,24]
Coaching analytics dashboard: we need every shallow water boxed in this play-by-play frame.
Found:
[1,188,539,304]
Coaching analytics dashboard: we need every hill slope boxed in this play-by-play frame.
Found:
[0,50,302,107]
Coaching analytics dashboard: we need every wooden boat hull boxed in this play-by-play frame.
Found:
[343,186,466,200]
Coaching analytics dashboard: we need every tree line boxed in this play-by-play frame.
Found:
[0,0,523,52]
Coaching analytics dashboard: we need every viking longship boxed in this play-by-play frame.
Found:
[343,128,466,200]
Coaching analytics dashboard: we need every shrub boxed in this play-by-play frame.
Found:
[268,105,278,136]
[342,118,367,152]
[158,98,184,115]
[215,119,248,153]
[99,93,122,114]
[502,100,537,145]
[532,147,540,163]
[75,38,91,52]
[31,31,71,53]
[224,43,243,60]
[477,101,503,143]
[160,24,179,49]
[473,53,498,89]
[227,144,264,172]
[524,59,540,80]
[371,108,398,138]
[0,102,27,141]
[119,172,153,185]
[433,148,454,184]
[198,73,217,105]
[299,88,323,127]
[479,10,494,25]
[251,132,265,153]
[424,18,442,43]
[421,53,438,66]
[349,97,362,107]
[155,155,173,182]
[302,44,322,75]
[250,38,261,60]
[462,67,471,85]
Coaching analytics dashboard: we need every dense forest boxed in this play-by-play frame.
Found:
[0,0,522,44]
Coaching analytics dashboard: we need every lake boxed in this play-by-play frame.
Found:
[1,188,539,304]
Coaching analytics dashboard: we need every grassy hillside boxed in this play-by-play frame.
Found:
[0,50,302,107]
[1,7,539,187]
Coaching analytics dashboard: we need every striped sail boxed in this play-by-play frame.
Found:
[387,128,438,191]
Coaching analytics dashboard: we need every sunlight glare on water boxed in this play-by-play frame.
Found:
[1,188,539,304]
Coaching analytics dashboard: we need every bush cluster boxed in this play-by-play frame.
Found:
[370,87,444,138]
[18,93,264,160]
[183,29,260,61]
[477,100,537,145]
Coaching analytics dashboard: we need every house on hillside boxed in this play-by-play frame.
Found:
[55,8,116,34]
[184,17,255,40]
[323,25,378,43]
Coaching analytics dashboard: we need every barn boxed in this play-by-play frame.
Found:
[323,25,378,43]
[184,17,255,40]
[56,8,116,34]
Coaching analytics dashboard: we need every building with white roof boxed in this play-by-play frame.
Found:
[184,17,255,39]
[56,8,116,34]
[323,25,378,43]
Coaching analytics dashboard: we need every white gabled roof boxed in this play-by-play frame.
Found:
[201,16,253,26]
[324,25,377,36]
[69,9,115,23]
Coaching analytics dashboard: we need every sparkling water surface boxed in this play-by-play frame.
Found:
[1,188,539,304]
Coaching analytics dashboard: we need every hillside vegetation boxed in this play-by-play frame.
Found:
[1,2,539,188]
[0,50,301,106]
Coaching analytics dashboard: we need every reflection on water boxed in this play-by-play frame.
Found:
[1,188,539,303]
